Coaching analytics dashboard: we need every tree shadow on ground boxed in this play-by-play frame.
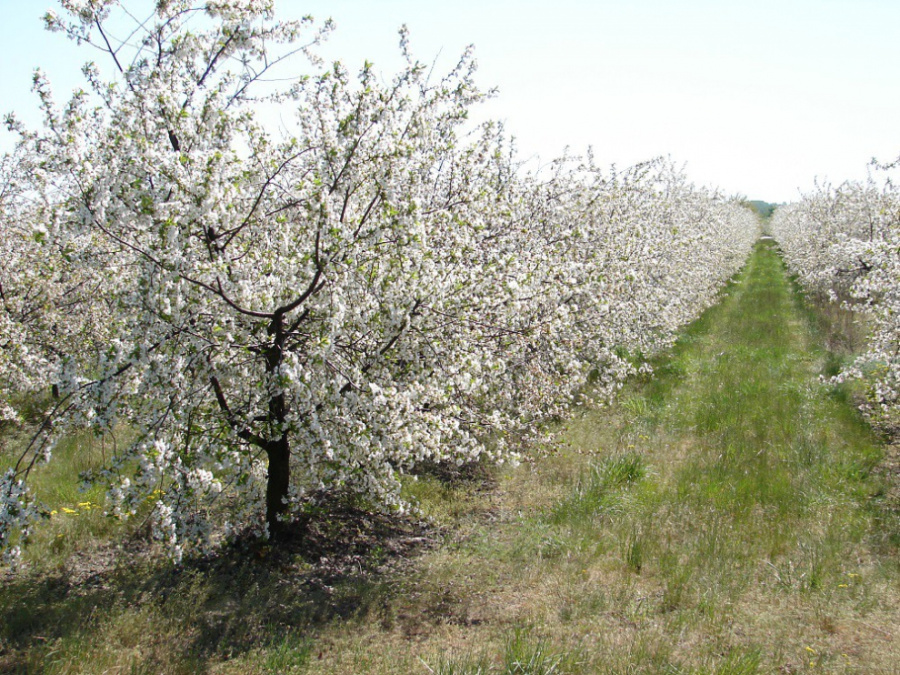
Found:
[0,495,442,673]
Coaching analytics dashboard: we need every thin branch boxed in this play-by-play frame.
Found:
[209,375,269,449]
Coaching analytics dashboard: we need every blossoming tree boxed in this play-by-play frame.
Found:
[772,167,900,429]
[1,0,758,564]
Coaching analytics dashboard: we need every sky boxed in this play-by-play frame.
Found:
[1,0,899,203]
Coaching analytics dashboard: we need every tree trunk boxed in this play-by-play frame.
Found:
[265,313,290,538]
[266,435,290,538]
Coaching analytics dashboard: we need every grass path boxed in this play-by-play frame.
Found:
[547,238,900,672]
[318,239,900,674]
[3,240,899,674]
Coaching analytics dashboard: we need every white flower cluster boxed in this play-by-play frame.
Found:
[772,170,900,429]
[0,0,758,562]
[0,470,38,569]
[0,145,111,424]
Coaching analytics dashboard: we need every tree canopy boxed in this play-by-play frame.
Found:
[0,0,758,566]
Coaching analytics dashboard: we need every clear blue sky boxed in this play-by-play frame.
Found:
[2,0,899,203]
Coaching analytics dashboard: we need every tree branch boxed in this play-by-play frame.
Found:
[209,375,269,449]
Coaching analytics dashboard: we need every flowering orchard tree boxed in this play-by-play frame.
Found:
[0,149,46,424]
[572,158,758,358]
[0,138,116,417]
[1,0,758,564]
[772,168,900,429]
[0,138,119,564]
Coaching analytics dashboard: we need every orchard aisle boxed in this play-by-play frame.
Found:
[539,237,900,672]
[298,239,900,673]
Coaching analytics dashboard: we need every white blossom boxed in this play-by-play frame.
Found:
[0,0,758,564]
[772,166,900,429]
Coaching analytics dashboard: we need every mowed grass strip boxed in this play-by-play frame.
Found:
[3,240,899,674]
[395,240,899,674]
[513,240,899,674]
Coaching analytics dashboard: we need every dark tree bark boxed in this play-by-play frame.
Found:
[264,312,290,537]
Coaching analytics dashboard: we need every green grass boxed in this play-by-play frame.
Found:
[0,425,130,568]
[2,239,899,673]
[519,240,898,671]
[422,629,580,675]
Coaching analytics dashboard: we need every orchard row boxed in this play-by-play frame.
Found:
[772,166,900,432]
[0,0,758,564]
